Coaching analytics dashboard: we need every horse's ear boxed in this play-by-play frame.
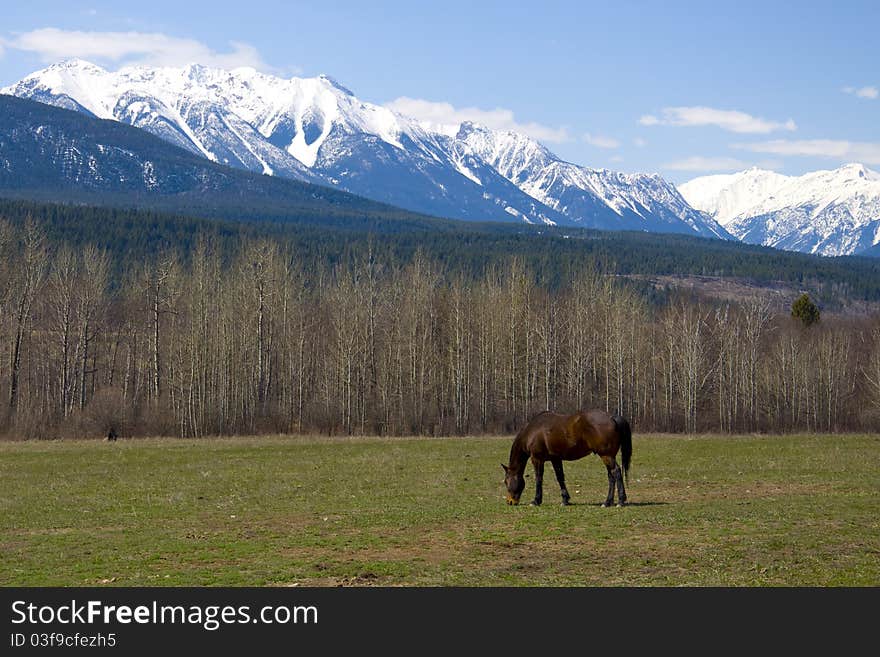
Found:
[501,464,509,473]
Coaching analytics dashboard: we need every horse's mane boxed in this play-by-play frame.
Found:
[508,416,541,471]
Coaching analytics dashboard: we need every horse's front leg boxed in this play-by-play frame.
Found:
[530,457,544,506]
[551,458,571,505]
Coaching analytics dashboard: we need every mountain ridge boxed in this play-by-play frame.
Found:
[680,164,880,255]
[3,59,728,239]
[0,93,453,227]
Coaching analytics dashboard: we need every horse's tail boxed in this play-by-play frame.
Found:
[613,415,632,480]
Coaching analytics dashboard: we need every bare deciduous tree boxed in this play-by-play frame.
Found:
[2,225,878,439]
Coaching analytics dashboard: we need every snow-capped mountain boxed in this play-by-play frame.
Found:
[452,121,727,235]
[679,164,880,255]
[0,94,412,224]
[3,59,727,238]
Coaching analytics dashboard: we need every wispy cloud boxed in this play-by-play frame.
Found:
[633,137,647,148]
[639,106,797,134]
[663,156,758,172]
[843,85,878,100]
[3,28,274,71]
[583,133,620,149]
[385,97,570,143]
[733,139,880,165]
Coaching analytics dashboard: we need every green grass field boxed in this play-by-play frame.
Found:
[1,434,878,586]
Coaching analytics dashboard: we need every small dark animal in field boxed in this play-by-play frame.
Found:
[502,410,632,507]
[106,427,118,442]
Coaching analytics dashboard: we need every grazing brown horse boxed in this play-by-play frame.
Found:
[502,410,632,507]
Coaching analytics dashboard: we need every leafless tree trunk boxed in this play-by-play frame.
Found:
[9,220,48,411]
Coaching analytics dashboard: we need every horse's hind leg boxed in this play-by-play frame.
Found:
[615,461,627,506]
[601,456,616,507]
[550,459,571,505]
[601,456,626,507]
[530,457,544,506]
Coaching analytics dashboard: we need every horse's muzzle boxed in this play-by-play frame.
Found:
[506,495,519,506]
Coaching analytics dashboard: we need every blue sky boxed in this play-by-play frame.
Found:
[0,0,877,182]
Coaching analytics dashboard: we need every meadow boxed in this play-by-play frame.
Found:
[1,434,877,586]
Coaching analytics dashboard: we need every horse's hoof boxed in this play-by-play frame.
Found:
[529,501,542,507]
[616,502,626,507]
[561,500,571,506]
[601,502,611,508]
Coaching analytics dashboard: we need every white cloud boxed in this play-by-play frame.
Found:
[733,139,880,165]
[843,85,878,100]
[639,106,797,134]
[584,133,620,149]
[610,154,624,163]
[385,96,570,143]
[663,156,757,172]
[4,28,272,71]
[633,137,647,148]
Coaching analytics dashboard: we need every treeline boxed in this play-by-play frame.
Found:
[4,197,880,307]
[2,218,879,439]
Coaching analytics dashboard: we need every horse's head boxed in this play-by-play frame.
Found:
[501,464,525,505]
